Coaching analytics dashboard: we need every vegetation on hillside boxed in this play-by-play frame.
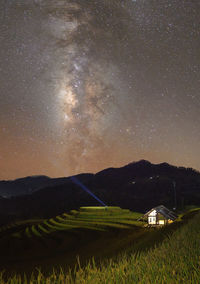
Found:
[0,208,199,283]
[0,207,145,275]
[1,160,200,226]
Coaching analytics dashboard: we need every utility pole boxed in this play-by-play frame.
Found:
[173,181,177,210]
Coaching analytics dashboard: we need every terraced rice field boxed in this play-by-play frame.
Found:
[0,207,145,273]
[0,209,199,282]
[0,207,143,238]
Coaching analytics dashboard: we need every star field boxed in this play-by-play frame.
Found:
[0,0,200,179]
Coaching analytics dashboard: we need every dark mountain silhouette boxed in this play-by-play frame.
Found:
[0,160,200,225]
[0,175,70,197]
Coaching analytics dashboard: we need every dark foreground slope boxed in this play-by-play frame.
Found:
[0,160,200,223]
[63,210,200,284]
[0,207,144,275]
[0,208,199,282]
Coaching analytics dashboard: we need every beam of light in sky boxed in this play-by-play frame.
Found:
[70,176,107,207]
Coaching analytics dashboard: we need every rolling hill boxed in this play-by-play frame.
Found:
[0,207,144,275]
[0,160,200,224]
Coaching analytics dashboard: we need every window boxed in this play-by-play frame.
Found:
[148,216,156,224]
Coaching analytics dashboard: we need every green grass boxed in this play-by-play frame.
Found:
[0,209,199,283]
[33,207,144,234]
[25,227,32,238]
[0,219,44,233]
[79,206,133,213]
[0,207,145,275]
[31,225,43,238]
[37,224,49,234]
[0,206,144,250]
[65,210,200,284]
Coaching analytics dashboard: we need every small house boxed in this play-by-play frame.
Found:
[141,205,177,226]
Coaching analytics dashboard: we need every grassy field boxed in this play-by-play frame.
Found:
[0,207,143,239]
[0,207,145,275]
[0,207,199,283]
[0,209,199,283]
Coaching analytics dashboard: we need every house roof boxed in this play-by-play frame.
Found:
[142,205,177,221]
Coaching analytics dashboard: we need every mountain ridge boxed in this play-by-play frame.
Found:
[0,160,200,226]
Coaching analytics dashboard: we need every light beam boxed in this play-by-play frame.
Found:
[70,176,107,207]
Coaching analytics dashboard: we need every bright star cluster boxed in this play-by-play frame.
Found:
[0,0,200,179]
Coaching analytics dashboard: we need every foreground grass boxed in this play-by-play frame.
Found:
[0,207,145,275]
[0,211,200,283]
[0,207,143,238]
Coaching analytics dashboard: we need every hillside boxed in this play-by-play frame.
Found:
[63,210,200,283]
[0,175,70,198]
[0,160,200,224]
[0,207,144,275]
[0,208,199,282]
[59,210,200,283]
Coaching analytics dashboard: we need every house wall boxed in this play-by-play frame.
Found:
[147,211,169,225]
[149,210,157,217]
[148,216,156,224]
[146,208,175,226]
[148,210,157,224]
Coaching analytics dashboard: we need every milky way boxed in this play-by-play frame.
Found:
[0,0,200,179]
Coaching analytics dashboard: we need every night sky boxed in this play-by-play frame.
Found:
[0,0,200,180]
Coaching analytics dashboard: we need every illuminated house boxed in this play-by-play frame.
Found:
[141,205,177,226]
